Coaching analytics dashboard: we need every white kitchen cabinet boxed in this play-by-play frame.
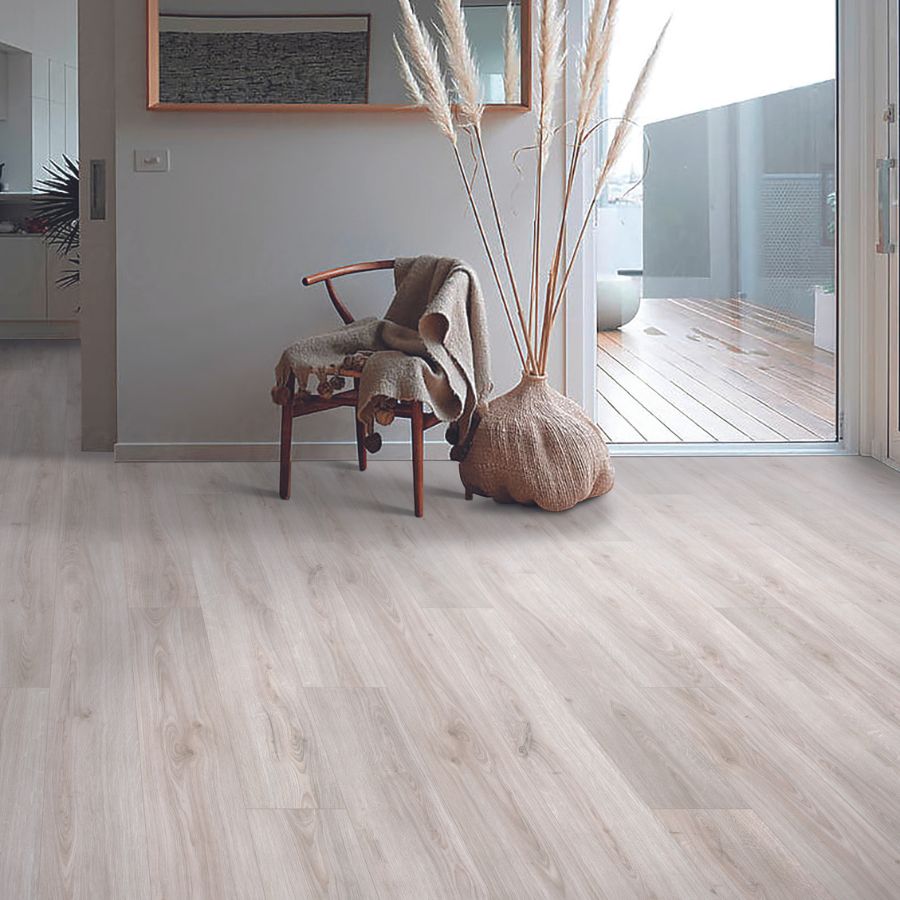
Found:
[46,246,79,319]
[0,235,47,320]
[0,234,78,334]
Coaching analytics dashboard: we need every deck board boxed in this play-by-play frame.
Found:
[598,298,837,443]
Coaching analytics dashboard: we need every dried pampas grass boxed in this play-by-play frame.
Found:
[437,0,483,127]
[393,35,424,105]
[576,0,618,136]
[393,0,669,376]
[397,0,456,143]
[535,0,565,162]
[598,17,671,191]
[503,4,520,104]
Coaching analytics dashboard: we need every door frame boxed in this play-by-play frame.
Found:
[862,0,900,468]
[886,0,900,467]
[566,0,871,457]
[78,0,118,450]
[563,0,596,410]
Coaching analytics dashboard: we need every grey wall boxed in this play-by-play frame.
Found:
[116,0,561,451]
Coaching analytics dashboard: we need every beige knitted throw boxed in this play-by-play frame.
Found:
[273,256,492,441]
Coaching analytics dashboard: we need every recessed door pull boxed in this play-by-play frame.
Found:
[876,157,895,254]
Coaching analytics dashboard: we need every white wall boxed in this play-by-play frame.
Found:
[115,0,565,451]
[0,51,32,190]
[32,57,79,183]
[0,0,78,67]
[0,0,78,189]
[0,50,7,119]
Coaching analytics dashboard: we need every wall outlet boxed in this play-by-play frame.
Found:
[134,149,170,172]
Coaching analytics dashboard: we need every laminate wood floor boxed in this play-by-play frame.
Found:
[2,340,899,899]
[597,298,837,443]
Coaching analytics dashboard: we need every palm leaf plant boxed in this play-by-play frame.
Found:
[34,155,80,288]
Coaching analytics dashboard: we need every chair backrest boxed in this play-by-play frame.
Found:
[302,260,396,325]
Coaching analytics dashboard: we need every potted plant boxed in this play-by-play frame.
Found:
[34,155,80,288]
[394,0,667,510]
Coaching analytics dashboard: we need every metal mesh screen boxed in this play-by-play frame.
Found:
[759,174,834,322]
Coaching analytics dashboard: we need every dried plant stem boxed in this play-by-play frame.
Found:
[543,128,633,350]
[529,0,565,373]
[473,127,536,369]
[536,0,618,370]
[451,145,528,368]
[545,127,631,348]
[543,19,670,358]
[537,140,583,370]
[529,149,544,368]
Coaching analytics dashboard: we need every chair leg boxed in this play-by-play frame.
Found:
[279,374,295,500]
[354,380,367,472]
[411,401,425,518]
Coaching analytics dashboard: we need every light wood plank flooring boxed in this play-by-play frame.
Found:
[597,297,837,443]
[2,340,900,899]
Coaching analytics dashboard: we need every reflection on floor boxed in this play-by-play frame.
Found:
[597,297,837,444]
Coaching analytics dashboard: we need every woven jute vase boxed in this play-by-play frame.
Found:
[458,374,615,512]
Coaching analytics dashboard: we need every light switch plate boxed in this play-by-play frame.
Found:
[134,149,170,172]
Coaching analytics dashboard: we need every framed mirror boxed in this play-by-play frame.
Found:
[147,0,530,111]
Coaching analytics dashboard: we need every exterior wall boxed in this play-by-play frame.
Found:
[642,80,836,320]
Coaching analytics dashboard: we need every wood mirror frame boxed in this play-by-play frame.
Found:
[146,0,531,112]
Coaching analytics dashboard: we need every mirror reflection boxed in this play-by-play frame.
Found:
[153,1,524,107]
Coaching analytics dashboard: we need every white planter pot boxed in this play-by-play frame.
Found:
[813,287,836,353]
[597,271,642,331]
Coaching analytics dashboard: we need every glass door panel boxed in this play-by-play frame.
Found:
[595,1,838,444]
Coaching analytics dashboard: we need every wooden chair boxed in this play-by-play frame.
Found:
[277,260,443,517]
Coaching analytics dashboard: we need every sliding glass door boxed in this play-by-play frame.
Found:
[593,1,838,445]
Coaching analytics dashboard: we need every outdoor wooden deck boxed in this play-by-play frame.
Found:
[597,297,837,444]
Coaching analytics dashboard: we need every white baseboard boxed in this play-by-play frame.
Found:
[113,440,452,463]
